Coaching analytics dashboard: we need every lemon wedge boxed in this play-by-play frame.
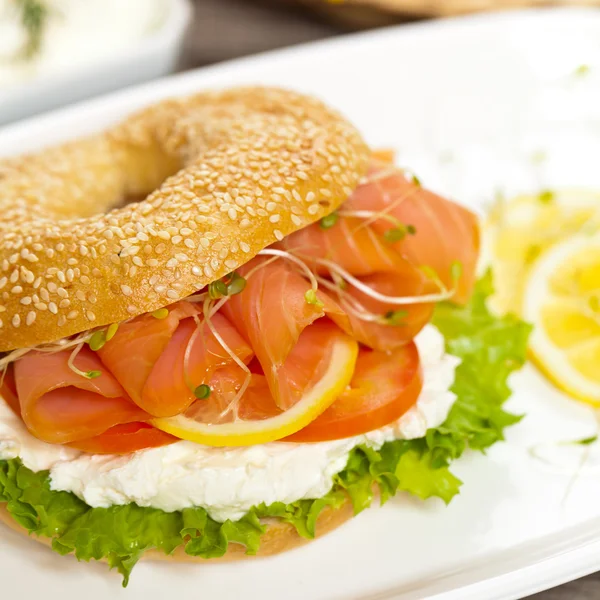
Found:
[152,333,359,446]
[485,189,600,315]
[523,235,600,405]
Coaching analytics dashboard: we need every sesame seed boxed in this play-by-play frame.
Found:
[274,229,284,241]
[48,302,58,315]
[86,310,96,321]
[26,311,36,325]
[121,285,133,296]
[12,314,20,328]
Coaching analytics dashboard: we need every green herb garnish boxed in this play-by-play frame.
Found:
[85,370,102,379]
[384,310,408,326]
[226,272,247,296]
[319,212,339,230]
[304,289,323,307]
[383,224,416,243]
[106,323,119,341]
[193,384,211,400]
[16,0,49,59]
[208,280,228,300]
[450,260,463,283]
[88,330,106,352]
[570,435,598,446]
[152,308,169,320]
[538,190,555,204]
[383,228,406,243]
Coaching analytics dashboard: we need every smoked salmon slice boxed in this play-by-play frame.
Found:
[280,215,436,350]
[184,320,351,424]
[222,257,351,410]
[98,301,253,417]
[13,347,148,444]
[328,272,436,351]
[279,216,405,277]
[346,168,480,303]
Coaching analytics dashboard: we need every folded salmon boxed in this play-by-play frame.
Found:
[346,168,480,303]
[13,347,148,444]
[222,258,353,411]
[280,215,437,351]
[98,301,253,418]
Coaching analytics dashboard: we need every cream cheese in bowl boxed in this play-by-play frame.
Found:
[0,0,169,89]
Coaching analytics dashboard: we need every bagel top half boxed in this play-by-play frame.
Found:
[0,87,370,352]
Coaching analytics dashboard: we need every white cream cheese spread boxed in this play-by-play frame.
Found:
[0,325,459,521]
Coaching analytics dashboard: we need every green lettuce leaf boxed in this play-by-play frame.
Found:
[0,274,530,585]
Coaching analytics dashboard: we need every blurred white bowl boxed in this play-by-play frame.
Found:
[0,0,191,125]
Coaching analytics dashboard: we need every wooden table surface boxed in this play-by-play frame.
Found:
[183,2,600,598]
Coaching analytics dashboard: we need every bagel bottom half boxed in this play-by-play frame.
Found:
[0,494,359,563]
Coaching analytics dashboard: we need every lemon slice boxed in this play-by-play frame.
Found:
[152,334,359,446]
[485,189,600,315]
[523,235,600,405]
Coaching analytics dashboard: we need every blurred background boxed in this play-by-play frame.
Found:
[2,0,599,124]
[184,0,599,68]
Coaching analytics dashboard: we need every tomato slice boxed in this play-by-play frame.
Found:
[67,422,177,455]
[0,366,20,416]
[284,341,422,442]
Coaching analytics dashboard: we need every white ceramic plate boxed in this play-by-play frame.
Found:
[0,0,191,126]
[2,8,600,599]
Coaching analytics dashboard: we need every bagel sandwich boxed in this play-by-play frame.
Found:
[0,87,530,584]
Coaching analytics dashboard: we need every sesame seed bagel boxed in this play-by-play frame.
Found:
[0,87,370,352]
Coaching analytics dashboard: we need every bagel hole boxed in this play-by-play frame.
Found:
[110,147,182,211]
